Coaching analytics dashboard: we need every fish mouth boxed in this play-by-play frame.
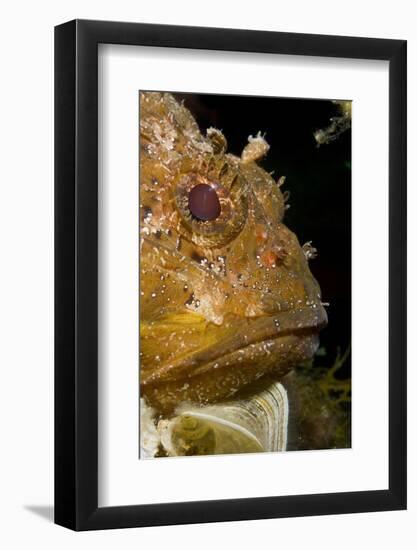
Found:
[141,302,327,387]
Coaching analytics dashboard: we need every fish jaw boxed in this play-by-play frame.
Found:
[140,305,327,414]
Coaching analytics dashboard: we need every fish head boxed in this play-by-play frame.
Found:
[139,92,327,413]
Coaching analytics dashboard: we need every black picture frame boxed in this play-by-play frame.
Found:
[55,19,407,531]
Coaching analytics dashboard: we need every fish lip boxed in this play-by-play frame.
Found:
[141,303,327,386]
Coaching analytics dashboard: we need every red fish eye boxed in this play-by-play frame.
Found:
[188,183,221,221]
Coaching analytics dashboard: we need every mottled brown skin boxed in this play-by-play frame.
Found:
[140,92,327,414]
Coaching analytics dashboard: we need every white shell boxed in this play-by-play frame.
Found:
[156,380,288,457]
[140,398,160,458]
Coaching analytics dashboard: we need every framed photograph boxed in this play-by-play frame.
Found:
[55,19,406,530]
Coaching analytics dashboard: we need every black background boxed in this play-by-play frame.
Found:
[174,92,351,378]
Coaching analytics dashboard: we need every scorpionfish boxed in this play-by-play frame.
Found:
[139,92,327,414]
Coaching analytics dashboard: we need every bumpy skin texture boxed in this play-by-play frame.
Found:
[140,92,327,414]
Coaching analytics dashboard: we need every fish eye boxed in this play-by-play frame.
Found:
[188,184,221,221]
[174,167,248,248]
